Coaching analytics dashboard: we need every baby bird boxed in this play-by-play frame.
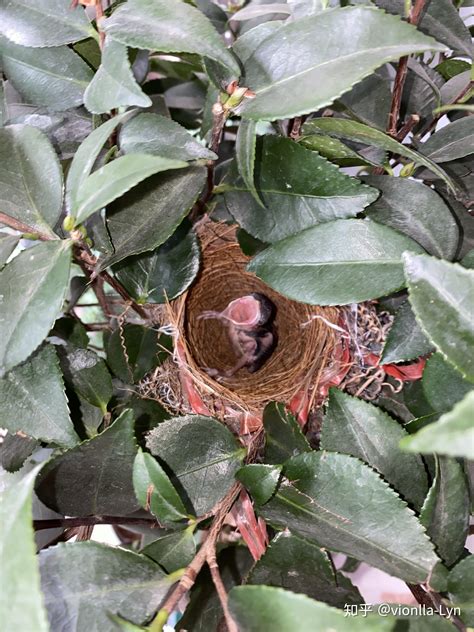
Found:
[198,292,277,378]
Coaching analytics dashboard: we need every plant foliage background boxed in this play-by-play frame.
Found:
[0,0,473,630]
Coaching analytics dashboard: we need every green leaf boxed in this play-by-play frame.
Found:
[301,118,456,194]
[299,133,377,167]
[338,69,392,131]
[239,6,446,121]
[420,456,469,567]
[1,465,49,632]
[364,176,459,260]
[422,353,471,413]
[106,324,166,383]
[0,240,72,376]
[235,118,264,207]
[247,531,362,608]
[120,112,216,161]
[72,153,188,225]
[0,344,78,447]
[142,527,196,573]
[0,0,92,47]
[381,301,433,364]
[0,233,19,267]
[40,541,171,631]
[261,452,441,585]
[263,402,311,464]
[99,166,206,269]
[0,432,37,472]
[60,345,113,414]
[436,59,471,80]
[146,415,245,515]
[103,0,240,77]
[400,391,474,460]
[0,125,63,237]
[321,389,428,509]
[420,117,474,163]
[133,448,188,522]
[84,39,151,114]
[35,410,139,515]
[109,615,148,632]
[236,464,282,506]
[0,37,94,110]
[403,253,474,381]
[229,586,394,632]
[225,136,378,243]
[248,219,424,306]
[448,556,474,626]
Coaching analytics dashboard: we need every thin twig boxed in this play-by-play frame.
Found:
[207,549,238,632]
[95,0,105,49]
[407,584,467,632]
[0,212,55,241]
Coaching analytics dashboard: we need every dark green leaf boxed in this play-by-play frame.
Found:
[239,6,445,121]
[422,353,471,413]
[35,410,139,515]
[0,37,94,110]
[321,389,428,509]
[436,59,471,80]
[236,464,282,506]
[420,456,469,567]
[338,69,392,130]
[72,153,188,225]
[448,556,474,626]
[1,465,49,632]
[364,176,459,260]
[113,221,200,304]
[0,240,72,376]
[0,432,36,472]
[100,166,206,269]
[142,527,196,573]
[235,118,263,207]
[248,531,362,607]
[40,541,171,631]
[84,39,151,114]
[0,344,78,447]
[263,401,311,464]
[248,219,424,306]
[400,391,474,460]
[51,316,89,349]
[381,301,433,364]
[225,136,378,242]
[420,117,474,163]
[60,345,113,413]
[299,133,377,167]
[133,448,188,522]
[0,233,19,266]
[261,452,442,585]
[103,0,240,77]
[120,112,216,161]
[404,253,474,381]
[0,0,92,47]
[106,324,165,383]
[0,124,63,236]
[229,586,394,632]
[146,415,245,515]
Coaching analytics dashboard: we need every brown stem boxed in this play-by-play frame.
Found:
[207,549,238,632]
[95,0,105,49]
[0,212,55,241]
[289,116,305,140]
[33,515,160,531]
[407,584,467,632]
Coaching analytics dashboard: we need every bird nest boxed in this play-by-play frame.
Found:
[141,221,343,433]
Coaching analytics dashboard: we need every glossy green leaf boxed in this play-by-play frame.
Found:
[0,0,92,47]
[84,39,151,114]
[420,117,474,163]
[0,125,62,237]
[261,452,441,585]
[146,415,245,515]
[381,301,433,364]
[225,136,378,242]
[0,344,78,447]
[40,541,170,631]
[113,221,200,304]
[0,240,72,376]
[72,153,187,225]
[448,556,474,626]
[106,324,165,383]
[247,531,362,608]
[422,353,472,414]
[1,465,49,632]
[400,391,474,460]
[0,234,19,267]
[0,37,93,110]
[142,527,196,573]
[229,586,394,632]
[263,402,311,464]
[248,219,424,306]
[60,345,113,414]
[420,456,469,567]
[321,389,428,509]
[299,133,377,167]
[35,410,139,515]
[133,448,188,522]
[364,176,459,260]
[404,253,474,381]
[239,6,446,121]
[120,112,216,161]
[236,464,282,506]
[103,0,240,77]
[301,118,456,194]
[235,118,263,207]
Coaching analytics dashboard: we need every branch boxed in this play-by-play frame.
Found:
[407,584,467,632]
[0,212,55,241]
[207,548,238,632]
[33,515,160,530]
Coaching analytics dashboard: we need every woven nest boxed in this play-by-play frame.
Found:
[143,221,342,430]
